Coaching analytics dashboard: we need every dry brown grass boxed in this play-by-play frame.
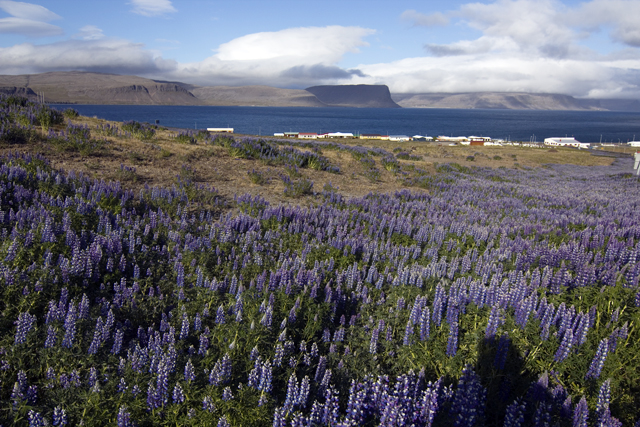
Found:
[0,115,615,208]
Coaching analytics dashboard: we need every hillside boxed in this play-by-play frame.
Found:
[0,97,637,426]
[392,92,640,111]
[306,84,400,108]
[0,71,201,105]
[189,85,327,107]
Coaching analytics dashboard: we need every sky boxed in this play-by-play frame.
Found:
[1,0,640,98]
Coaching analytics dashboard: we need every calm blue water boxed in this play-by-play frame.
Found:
[51,105,640,143]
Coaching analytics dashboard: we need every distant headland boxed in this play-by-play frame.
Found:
[0,71,638,111]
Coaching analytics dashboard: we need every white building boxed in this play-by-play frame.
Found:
[437,136,468,143]
[544,137,590,149]
[327,132,354,138]
[298,133,318,139]
[389,135,411,141]
[207,127,233,133]
[628,141,640,147]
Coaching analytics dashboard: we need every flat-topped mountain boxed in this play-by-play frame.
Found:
[306,84,400,108]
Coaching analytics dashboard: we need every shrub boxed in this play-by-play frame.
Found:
[121,120,156,140]
[63,108,79,119]
[248,169,268,185]
[174,131,197,144]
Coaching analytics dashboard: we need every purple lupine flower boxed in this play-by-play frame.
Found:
[203,395,216,413]
[217,416,230,427]
[44,325,57,348]
[184,359,195,383]
[14,312,36,345]
[297,375,310,408]
[586,339,609,380]
[573,397,588,427]
[314,356,327,383]
[117,405,132,427]
[273,407,286,427]
[283,373,299,413]
[596,379,611,417]
[403,320,414,346]
[259,360,273,393]
[173,383,185,403]
[52,406,67,426]
[117,378,127,393]
[88,327,102,355]
[198,332,209,356]
[62,303,76,348]
[446,320,459,357]
[369,326,380,354]
[248,359,261,388]
[222,386,234,401]
[494,334,510,370]
[154,358,170,408]
[28,410,45,427]
[485,305,501,340]
[216,305,226,324]
[274,343,284,367]
[322,386,340,426]
[111,329,124,355]
[417,379,441,427]
[449,364,486,427]
[180,312,189,340]
[554,328,573,363]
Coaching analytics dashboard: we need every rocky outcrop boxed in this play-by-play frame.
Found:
[305,85,400,108]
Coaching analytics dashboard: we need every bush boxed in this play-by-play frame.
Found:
[247,169,268,185]
[63,108,80,119]
[121,120,156,140]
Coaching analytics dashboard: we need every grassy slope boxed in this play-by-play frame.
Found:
[2,114,614,209]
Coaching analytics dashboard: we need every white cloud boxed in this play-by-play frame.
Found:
[571,0,640,47]
[129,0,176,17]
[76,25,104,40]
[0,0,62,37]
[0,0,60,21]
[0,38,176,75]
[372,0,640,98]
[172,26,375,87]
[401,9,449,27]
[0,17,62,36]
[215,26,373,62]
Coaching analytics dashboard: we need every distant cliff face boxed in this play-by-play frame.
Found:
[305,85,400,108]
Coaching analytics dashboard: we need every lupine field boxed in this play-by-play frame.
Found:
[0,94,639,426]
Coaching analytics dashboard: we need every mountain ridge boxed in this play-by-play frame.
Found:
[1,71,638,111]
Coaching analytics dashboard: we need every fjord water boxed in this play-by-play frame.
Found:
[54,105,640,143]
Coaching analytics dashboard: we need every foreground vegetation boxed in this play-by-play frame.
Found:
[0,95,638,426]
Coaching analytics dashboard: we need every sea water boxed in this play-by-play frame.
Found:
[51,104,640,143]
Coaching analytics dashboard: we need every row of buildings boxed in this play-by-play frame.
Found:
[271,131,640,149]
[274,132,499,143]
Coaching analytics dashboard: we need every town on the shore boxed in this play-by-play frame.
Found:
[205,128,640,148]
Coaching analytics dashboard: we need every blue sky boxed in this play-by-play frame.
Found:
[1,0,640,98]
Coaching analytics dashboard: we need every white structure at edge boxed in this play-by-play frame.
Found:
[634,152,640,175]
[207,127,233,133]
[544,137,590,149]
[628,141,640,147]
